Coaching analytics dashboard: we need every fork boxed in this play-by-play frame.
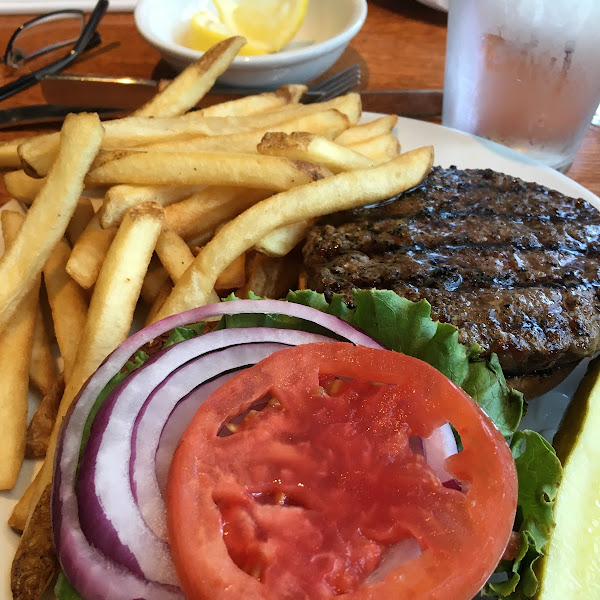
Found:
[303,63,362,102]
[211,63,362,102]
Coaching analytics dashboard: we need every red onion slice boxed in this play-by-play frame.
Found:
[422,423,459,484]
[54,300,381,599]
[78,329,334,586]
[134,342,289,540]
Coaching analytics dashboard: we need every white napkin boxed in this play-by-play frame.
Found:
[0,0,136,13]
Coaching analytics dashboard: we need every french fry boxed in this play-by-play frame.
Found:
[0,113,103,334]
[3,170,45,203]
[155,228,195,282]
[100,184,206,229]
[164,186,270,241]
[0,211,38,490]
[144,109,350,155]
[215,251,246,292]
[258,131,373,173]
[29,201,165,522]
[188,84,306,118]
[134,36,246,118]
[144,279,173,326]
[237,252,300,299]
[0,136,28,169]
[11,484,59,600]
[155,146,434,319]
[66,214,117,290]
[254,219,314,257]
[141,258,171,305]
[85,151,332,190]
[29,308,56,396]
[26,374,65,460]
[8,475,36,533]
[275,83,308,104]
[346,132,401,164]
[334,114,398,146]
[43,237,89,381]
[65,197,95,245]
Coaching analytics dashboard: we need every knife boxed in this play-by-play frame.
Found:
[0,74,443,128]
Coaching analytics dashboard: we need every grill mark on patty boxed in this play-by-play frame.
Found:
[302,166,600,376]
[308,218,600,260]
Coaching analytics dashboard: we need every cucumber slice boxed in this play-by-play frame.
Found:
[537,356,600,598]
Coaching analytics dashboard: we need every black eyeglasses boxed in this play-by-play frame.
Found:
[0,0,109,102]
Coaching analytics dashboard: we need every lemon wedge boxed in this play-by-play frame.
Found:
[213,0,309,53]
[187,10,266,56]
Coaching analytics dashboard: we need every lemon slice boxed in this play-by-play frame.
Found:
[188,10,266,56]
[213,0,309,53]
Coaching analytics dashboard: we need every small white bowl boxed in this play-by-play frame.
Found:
[134,0,367,88]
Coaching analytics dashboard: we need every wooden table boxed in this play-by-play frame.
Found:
[0,0,598,197]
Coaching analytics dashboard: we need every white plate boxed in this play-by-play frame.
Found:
[1,115,598,599]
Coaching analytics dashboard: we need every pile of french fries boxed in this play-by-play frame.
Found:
[0,35,433,599]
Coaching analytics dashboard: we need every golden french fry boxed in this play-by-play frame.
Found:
[144,108,351,155]
[144,279,173,327]
[11,484,59,600]
[29,308,56,396]
[30,201,165,518]
[8,473,36,533]
[346,132,401,164]
[0,113,103,334]
[254,219,314,257]
[141,258,171,305]
[189,84,306,118]
[3,170,45,203]
[26,374,65,460]
[215,251,246,292]
[155,146,434,319]
[237,252,300,300]
[100,184,206,229]
[164,186,270,241]
[0,136,28,169]
[135,36,245,118]
[155,228,195,282]
[85,151,332,190]
[0,211,38,490]
[66,214,117,290]
[192,92,288,118]
[275,83,308,104]
[258,131,373,173]
[43,237,89,381]
[335,114,398,146]
[65,197,95,245]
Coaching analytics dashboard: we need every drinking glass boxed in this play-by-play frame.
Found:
[442,0,600,172]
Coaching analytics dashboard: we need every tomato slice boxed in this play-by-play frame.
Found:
[167,342,517,600]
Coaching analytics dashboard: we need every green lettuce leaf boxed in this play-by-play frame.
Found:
[55,572,83,600]
[482,430,562,599]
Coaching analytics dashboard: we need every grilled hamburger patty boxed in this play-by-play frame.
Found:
[303,166,600,380]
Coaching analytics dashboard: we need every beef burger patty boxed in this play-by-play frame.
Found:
[302,166,600,397]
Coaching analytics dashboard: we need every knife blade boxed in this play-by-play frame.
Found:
[0,74,443,129]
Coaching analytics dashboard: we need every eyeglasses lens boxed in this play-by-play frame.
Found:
[5,12,85,70]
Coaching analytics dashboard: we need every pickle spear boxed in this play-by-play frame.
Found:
[537,356,600,598]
